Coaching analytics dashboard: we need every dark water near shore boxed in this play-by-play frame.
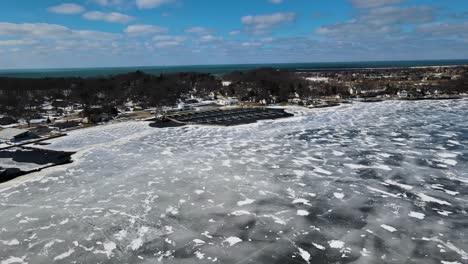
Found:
[0,60,467,78]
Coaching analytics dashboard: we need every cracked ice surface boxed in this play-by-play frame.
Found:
[1,100,468,264]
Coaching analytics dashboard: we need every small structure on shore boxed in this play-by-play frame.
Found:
[50,120,81,131]
[0,128,37,143]
[397,90,409,98]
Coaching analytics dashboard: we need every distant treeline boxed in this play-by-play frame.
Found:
[223,68,349,101]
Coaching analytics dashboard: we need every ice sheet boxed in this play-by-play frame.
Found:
[1,100,467,263]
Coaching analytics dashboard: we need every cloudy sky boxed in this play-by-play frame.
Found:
[0,0,467,69]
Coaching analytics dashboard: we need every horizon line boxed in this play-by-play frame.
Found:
[1,59,468,72]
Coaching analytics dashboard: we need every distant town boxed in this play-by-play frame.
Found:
[0,65,467,144]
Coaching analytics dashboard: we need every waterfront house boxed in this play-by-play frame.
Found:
[397,90,409,98]
[349,87,362,95]
[217,97,239,106]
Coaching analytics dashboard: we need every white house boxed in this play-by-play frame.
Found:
[217,97,239,106]
[397,90,409,98]
[349,87,362,95]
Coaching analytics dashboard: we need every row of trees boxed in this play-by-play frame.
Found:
[222,68,350,102]
[0,71,221,123]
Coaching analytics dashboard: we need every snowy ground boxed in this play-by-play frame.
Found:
[1,100,467,264]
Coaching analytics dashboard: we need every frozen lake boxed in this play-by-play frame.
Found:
[1,100,467,264]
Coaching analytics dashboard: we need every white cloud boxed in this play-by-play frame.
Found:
[124,24,168,35]
[0,39,37,46]
[48,3,85,14]
[74,30,121,41]
[241,12,296,35]
[153,35,187,41]
[416,22,468,37]
[315,6,436,39]
[0,22,121,40]
[155,41,180,47]
[184,27,213,35]
[152,35,188,49]
[83,11,135,24]
[136,0,174,9]
[361,6,435,26]
[268,0,284,3]
[229,30,240,36]
[316,22,396,38]
[241,42,262,47]
[350,0,406,9]
[92,0,125,7]
[0,22,70,38]
[200,35,222,42]
[93,0,109,6]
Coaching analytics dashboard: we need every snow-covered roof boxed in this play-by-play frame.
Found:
[0,128,29,140]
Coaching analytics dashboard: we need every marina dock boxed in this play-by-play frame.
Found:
[164,108,294,126]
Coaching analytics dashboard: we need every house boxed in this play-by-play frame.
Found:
[349,87,362,95]
[397,90,409,98]
[176,102,195,111]
[80,107,117,124]
[50,121,81,131]
[0,128,37,142]
[288,98,303,104]
[29,125,53,136]
[217,97,239,106]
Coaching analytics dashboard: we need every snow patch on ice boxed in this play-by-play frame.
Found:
[312,243,326,250]
[193,239,206,246]
[385,180,413,190]
[314,167,332,175]
[334,193,345,199]
[297,210,309,216]
[53,248,75,261]
[223,237,242,246]
[1,256,27,264]
[381,224,397,233]
[0,239,19,246]
[230,210,252,216]
[298,247,311,263]
[237,198,255,206]
[416,193,451,206]
[292,198,311,206]
[328,240,344,249]
[408,211,425,220]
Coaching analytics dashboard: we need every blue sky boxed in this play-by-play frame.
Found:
[0,0,467,69]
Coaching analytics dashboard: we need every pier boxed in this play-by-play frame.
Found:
[163,108,294,126]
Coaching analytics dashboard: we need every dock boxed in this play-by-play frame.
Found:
[163,108,294,126]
